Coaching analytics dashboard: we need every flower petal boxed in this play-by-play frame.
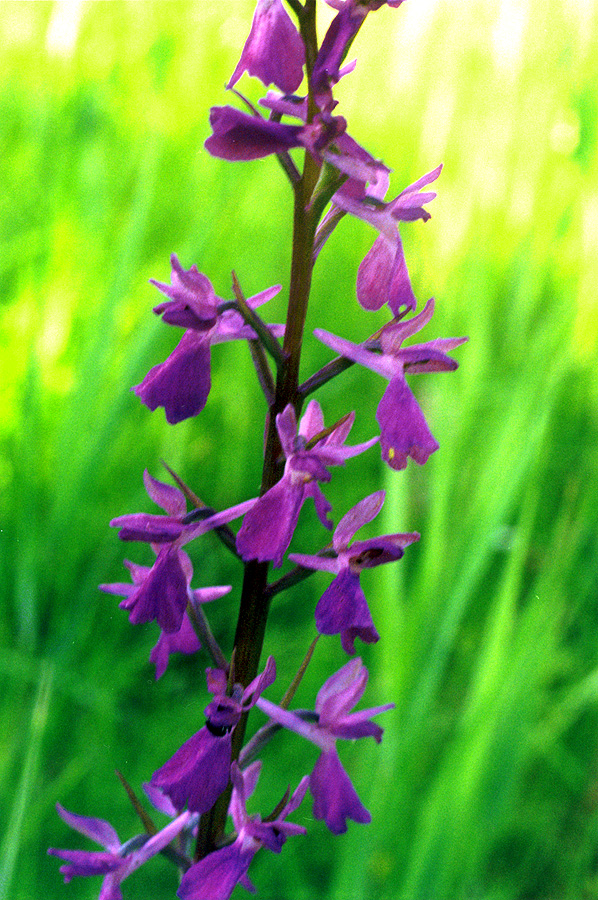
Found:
[177,844,253,900]
[205,106,303,161]
[357,232,417,315]
[151,727,232,814]
[314,568,380,654]
[143,470,187,517]
[149,612,201,680]
[228,0,305,93]
[134,330,211,424]
[333,491,385,550]
[310,748,371,834]
[54,805,120,852]
[376,374,439,469]
[236,475,304,567]
[125,545,189,633]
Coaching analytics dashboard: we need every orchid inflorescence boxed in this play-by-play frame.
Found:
[49,2,466,898]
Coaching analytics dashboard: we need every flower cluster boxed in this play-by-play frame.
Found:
[50,2,465,898]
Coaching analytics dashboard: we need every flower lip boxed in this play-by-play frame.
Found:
[228,0,306,94]
[205,105,304,161]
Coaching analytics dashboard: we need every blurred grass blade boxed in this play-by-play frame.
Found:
[0,662,54,900]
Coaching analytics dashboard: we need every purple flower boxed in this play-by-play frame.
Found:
[104,470,256,633]
[100,548,191,635]
[48,804,191,900]
[315,299,467,470]
[205,106,305,161]
[257,658,393,834]
[334,166,443,313]
[149,585,232,679]
[205,103,348,163]
[228,0,305,94]
[178,761,308,900]
[357,231,417,315]
[236,401,378,567]
[290,491,419,653]
[110,468,188,543]
[151,658,276,814]
[134,254,281,423]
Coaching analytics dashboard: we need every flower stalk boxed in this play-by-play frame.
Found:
[49,3,467,898]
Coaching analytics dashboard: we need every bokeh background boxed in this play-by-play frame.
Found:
[1,1,598,898]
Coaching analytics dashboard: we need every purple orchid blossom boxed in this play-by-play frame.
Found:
[205,105,305,161]
[252,94,388,198]
[134,254,281,423]
[228,0,305,94]
[257,657,393,834]
[205,102,350,163]
[150,658,276,815]
[104,470,256,633]
[290,490,419,653]
[149,585,232,679]
[315,299,468,470]
[48,804,191,900]
[178,761,308,900]
[236,400,378,567]
[357,230,417,315]
[100,551,190,636]
[333,165,443,314]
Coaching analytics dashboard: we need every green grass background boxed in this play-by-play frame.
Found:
[1,1,597,898]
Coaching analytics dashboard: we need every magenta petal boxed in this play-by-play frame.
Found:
[298,399,325,440]
[391,164,442,221]
[151,254,218,321]
[315,657,368,722]
[380,296,436,351]
[47,849,122,881]
[178,845,253,900]
[288,551,339,575]
[143,782,179,818]
[99,559,150,600]
[243,655,276,706]
[333,491,385,549]
[304,481,333,530]
[386,236,418,316]
[330,711,388,742]
[151,727,232,814]
[228,0,305,93]
[149,613,201,680]
[54,805,120,851]
[310,748,371,834]
[356,234,396,311]
[352,230,422,317]
[134,330,211,424]
[143,470,187,517]
[312,3,367,96]
[275,403,299,456]
[357,230,419,315]
[376,374,439,470]
[126,546,188,633]
[314,568,380,654]
[290,452,331,483]
[205,106,303,161]
[236,475,304,567]
[349,532,419,568]
[109,513,183,543]
[400,337,467,373]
